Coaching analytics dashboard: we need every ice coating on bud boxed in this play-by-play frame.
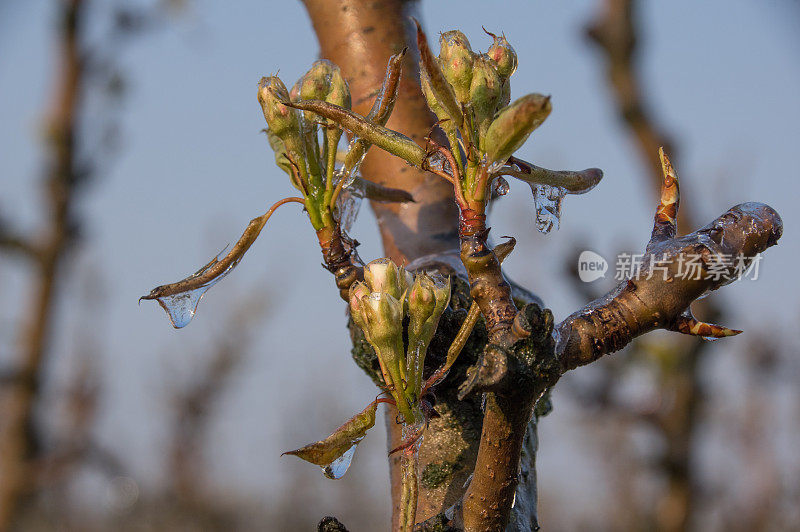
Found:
[400,267,414,297]
[428,272,451,315]
[421,72,450,125]
[487,32,517,78]
[438,30,475,103]
[257,76,301,142]
[349,281,370,332]
[469,54,503,134]
[300,60,336,102]
[326,68,351,109]
[264,127,293,177]
[364,258,404,300]
[363,292,404,336]
[408,275,437,326]
[483,93,552,165]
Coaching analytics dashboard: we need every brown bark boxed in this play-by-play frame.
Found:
[301,2,785,531]
[0,0,85,528]
[301,1,464,528]
[302,0,459,264]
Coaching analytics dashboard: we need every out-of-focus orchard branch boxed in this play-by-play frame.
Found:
[585,1,738,529]
[0,0,169,528]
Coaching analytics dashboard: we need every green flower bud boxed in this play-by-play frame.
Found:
[483,93,552,166]
[300,60,336,102]
[487,32,517,79]
[421,72,450,125]
[405,273,450,402]
[428,273,451,319]
[469,54,503,135]
[438,30,475,104]
[408,275,437,334]
[326,67,351,109]
[257,76,302,143]
[364,258,405,300]
[363,292,404,343]
[349,281,371,338]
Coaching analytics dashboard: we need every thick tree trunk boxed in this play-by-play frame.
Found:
[302,2,541,529]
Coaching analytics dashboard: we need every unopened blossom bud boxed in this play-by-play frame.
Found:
[428,273,451,318]
[487,32,517,79]
[408,275,437,334]
[438,30,475,104]
[326,68,351,109]
[257,76,302,146]
[421,72,450,125]
[349,281,371,336]
[300,60,335,102]
[363,292,404,345]
[484,93,552,166]
[405,273,451,403]
[469,54,503,134]
[364,258,405,300]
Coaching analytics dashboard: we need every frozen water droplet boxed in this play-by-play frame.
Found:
[322,443,357,480]
[144,247,238,329]
[530,184,566,234]
[424,151,452,175]
[155,287,211,329]
[701,336,720,342]
[493,176,510,197]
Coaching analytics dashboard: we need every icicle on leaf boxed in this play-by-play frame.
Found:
[140,214,269,328]
[282,400,378,480]
[530,183,566,233]
[323,444,357,480]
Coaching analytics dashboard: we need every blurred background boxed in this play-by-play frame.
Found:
[1,0,798,530]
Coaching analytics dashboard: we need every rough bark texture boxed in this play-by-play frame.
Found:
[0,1,84,528]
[301,1,489,528]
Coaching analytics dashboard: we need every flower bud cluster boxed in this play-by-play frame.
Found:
[257,61,353,230]
[349,259,450,424]
[419,27,552,184]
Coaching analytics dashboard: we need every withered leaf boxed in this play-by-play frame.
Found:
[282,400,378,467]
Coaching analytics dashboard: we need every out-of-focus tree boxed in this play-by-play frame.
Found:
[0,1,165,528]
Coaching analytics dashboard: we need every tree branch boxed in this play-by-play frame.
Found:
[0,0,85,526]
[301,2,464,528]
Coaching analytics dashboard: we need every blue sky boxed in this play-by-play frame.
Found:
[1,0,798,526]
